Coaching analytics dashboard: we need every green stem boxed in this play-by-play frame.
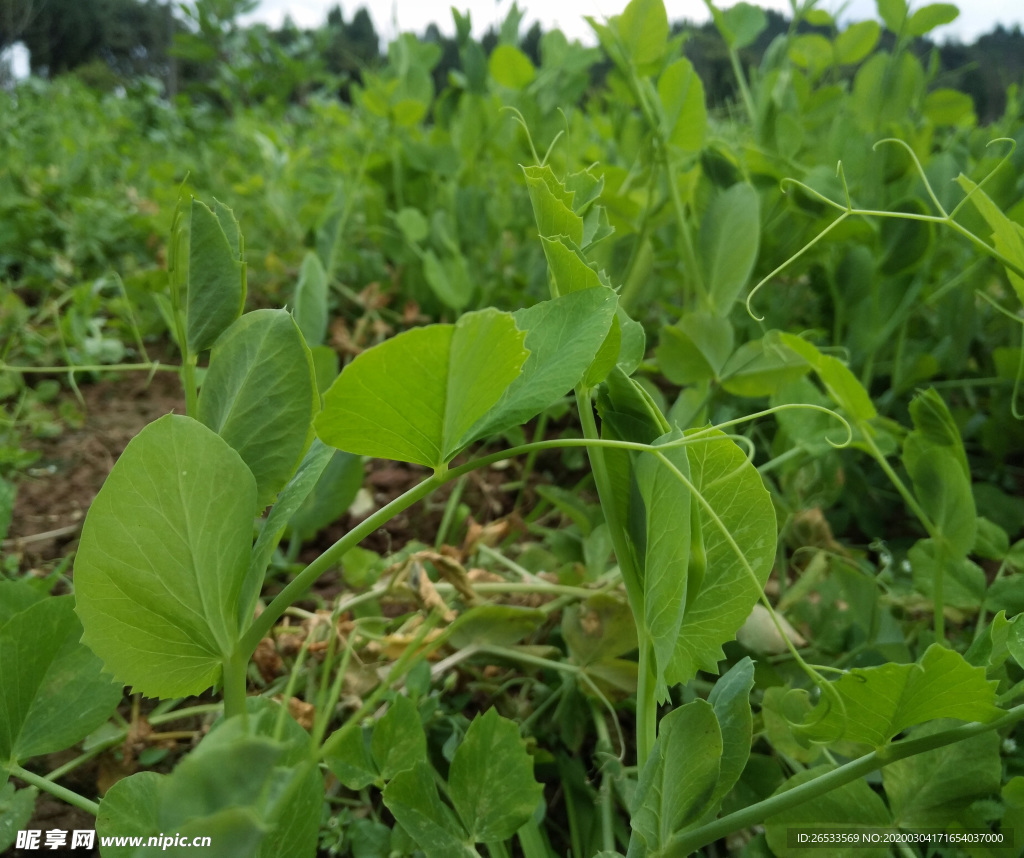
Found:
[222,647,250,721]
[617,168,658,312]
[318,613,446,760]
[485,840,511,858]
[666,704,1024,856]
[435,474,468,549]
[636,643,658,773]
[592,702,618,854]
[571,388,643,618]
[45,740,121,783]
[41,703,226,784]
[241,474,443,656]
[727,47,757,126]
[516,815,551,858]
[515,410,549,511]
[9,762,100,816]
[859,425,945,640]
[148,703,224,725]
[0,361,179,374]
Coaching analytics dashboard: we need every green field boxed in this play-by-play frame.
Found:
[3,0,1024,855]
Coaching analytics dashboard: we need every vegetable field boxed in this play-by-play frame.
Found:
[3,0,1024,855]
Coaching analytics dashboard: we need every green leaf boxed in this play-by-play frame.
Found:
[212,698,323,858]
[706,657,754,808]
[657,312,734,385]
[244,440,335,626]
[293,251,328,347]
[956,174,1024,303]
[765,766,892,857]
[883,721,1001,828]
[852,51,924,129]
[1008,615,1024,670]
[316,310,529,468]
[774,332,876,420]
[629,700,722,853]
[0,595,122,762]
[834,20,880,65]
[636,431,691,687]
[0,579,43,627]
[699,183,760,316]
[371,696,428,780]
[540,235,604,295]
[286,450,364,541]
[523,165,584,247]
[923,88,975,125]
[803,645,1002,747]
[395,207,429,244]
[904,449,976,557]
[108,750,274,854]
[902,390,975,557]
[563,594,638,666]
[325,726,376,790]
[975,517,1010,560]
[616,307,647,376]
[467,289,616,441]
[876,0,908,33]
[599,367,671,445]
[449,708,544,842]
[422,250,473,312]
[657,58,707,151]
[880,198,934,275]
[384,761,473,858]
[906,2,959,36]
[719,338,810,397]
[489,44,535,89]
[909,538,985,609]
[75,415,256,698]
[310,344,339,394]
[98,701,320,858]
[198,309,317,509]
[0,782,36,854]
[615,0,668,66]
[665,430,776,685]
[186,197,245,355]
[720,2,767,48]
[905,388,969,476]
[788,34,833,79]
[449,605,547,649]
[327,720,376,790]
[95,772,164,858]
[586,313,623,387]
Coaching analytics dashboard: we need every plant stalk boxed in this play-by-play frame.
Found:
[665,704,1024,856]
[9,763,100,816]
[241,473,443,656]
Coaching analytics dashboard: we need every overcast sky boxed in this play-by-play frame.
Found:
[243,0,1023,45]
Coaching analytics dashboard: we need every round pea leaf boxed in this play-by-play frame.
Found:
[75,414,257,699]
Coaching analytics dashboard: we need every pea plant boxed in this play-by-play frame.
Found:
[5,3,1024,854]
[2,135,1023,856]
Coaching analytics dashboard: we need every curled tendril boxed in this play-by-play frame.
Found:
[500,106,541,166]
[706,403,854,449]
[746,211,851,321]
[746,136,1021,322]
[787,675,849,746]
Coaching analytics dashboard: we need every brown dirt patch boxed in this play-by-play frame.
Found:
[5,370,186,574]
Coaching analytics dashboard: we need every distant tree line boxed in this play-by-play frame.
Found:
[1,0,1021,121]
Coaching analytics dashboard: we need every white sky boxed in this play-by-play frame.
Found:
[243,0,1024,45]
[3,0,1017,78]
